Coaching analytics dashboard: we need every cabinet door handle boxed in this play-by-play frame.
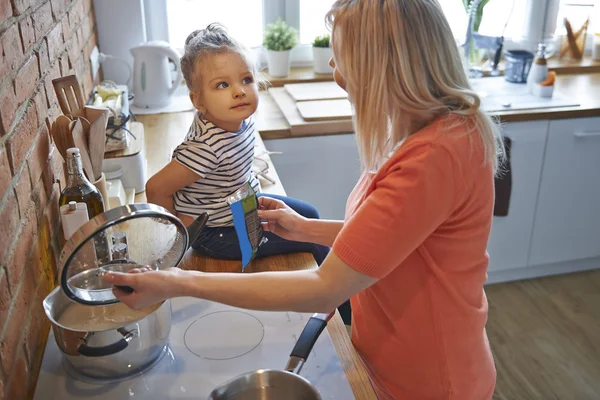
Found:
[574,131,600,139]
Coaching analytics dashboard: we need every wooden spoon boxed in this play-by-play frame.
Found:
[70,119,95,181]
[87,114,106,181]
[52,116,76,161]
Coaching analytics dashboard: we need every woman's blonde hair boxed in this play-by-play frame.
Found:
[325,0,504,173]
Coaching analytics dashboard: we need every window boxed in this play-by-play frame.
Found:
[299,0,336,44]
[555,1,597,40]
[166,0,264,49]
[159,0,598,68]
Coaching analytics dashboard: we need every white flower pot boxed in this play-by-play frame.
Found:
[312,47,333,74]
[266,50,291,77]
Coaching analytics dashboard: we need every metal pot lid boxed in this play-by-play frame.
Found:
[59,203,189,306]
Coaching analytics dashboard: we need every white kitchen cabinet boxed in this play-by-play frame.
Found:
[487,121,549,272]
[265,134,360,220]
[528,117,600,266]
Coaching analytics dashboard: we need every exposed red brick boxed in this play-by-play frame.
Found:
[42,147,58,194]
[0,145,12,195]
[6,353,28,400]
[82,65,92,98]
[0,0,12,25]
[45,103,60,129]
[33,84,47,127]
[69,0,83,25]
[61,11,73,42]
[18,15,35,54]
[6,103,38,174]
[0,376,4,400]
[31,1,53,41]
[76,25,84,50]
[10,0,43,15]
[74,54,84,79]
[0,271,10,335]
[0,82,17,136]
[58,50,69,76]
[84,30,95,60]
[50,0,69,19]
[14,167,32,217]
[0,193,19,264]
[22,291,45,365]
[35,39,50,79]
[15,54,40,104]
[45,22,62,61]
[65,35,79,69]
[6,201,37,292]
[0,24,24,75]
[26,122,49,184]
[44,62,61,109]
[31,176,48,220]
[0,267,33,375]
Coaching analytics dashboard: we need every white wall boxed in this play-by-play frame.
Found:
[264,134,361,220]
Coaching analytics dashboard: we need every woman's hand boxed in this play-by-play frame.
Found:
[103,267,187,310]
[258,196,308,242]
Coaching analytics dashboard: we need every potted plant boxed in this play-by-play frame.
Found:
[312,34,333,74]
[263,18,298,77]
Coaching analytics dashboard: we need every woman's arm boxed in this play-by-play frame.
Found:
[105,251,377,312]
[298,218,345,247]
[146,160,200,226]
[257,196,344,247]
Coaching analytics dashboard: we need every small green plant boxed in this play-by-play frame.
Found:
[263,18,298,51]
[312,34,330,48]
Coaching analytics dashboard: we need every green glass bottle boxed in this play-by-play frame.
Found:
[59,148,110,263]
[59,148,105,218]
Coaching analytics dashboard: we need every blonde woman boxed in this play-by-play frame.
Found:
[105,1,504,398]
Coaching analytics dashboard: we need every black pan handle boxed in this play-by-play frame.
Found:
[285,311,334,374]
[105,258,136,293]
[78,329,137,357]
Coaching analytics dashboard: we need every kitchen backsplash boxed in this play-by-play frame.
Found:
[0,0,99,398]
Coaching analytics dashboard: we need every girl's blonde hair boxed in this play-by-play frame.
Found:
[181,23,267,92]
[325,0,504,173]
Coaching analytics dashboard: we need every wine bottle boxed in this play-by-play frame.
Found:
[60,148,105,217]
[59,148,109,263]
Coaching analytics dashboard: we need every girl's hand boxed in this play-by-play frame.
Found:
[103,267,187,310]
[257,196,307,242]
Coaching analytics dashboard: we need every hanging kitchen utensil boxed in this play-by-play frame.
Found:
[58,204,208,305]
[52,115,77,161]
[53,75,86,117]
[70,119,95,181]
[85,110,109,181]
[208,312,334,400]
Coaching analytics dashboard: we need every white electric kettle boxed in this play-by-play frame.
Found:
[131,41,183,109]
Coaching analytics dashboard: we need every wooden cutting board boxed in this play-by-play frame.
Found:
[296,99,353,121]
[284,82,348,102]
[268,88,353,136]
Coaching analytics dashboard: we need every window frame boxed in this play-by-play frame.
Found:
[153,0,594,69]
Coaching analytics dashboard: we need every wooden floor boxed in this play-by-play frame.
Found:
[339,270,600,399]
[485,270,600,400]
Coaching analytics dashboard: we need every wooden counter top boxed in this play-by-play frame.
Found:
[256,73,600,139]
[134,113,378,400]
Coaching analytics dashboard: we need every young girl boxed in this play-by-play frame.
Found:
[145,24,329,267]
[109,2,503,398]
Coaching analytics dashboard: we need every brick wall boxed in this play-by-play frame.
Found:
[0,0,99,398]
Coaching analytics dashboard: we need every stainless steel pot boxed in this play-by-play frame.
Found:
[42,204,208,381]
[43,288,171,382]
[208,312,333,400]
